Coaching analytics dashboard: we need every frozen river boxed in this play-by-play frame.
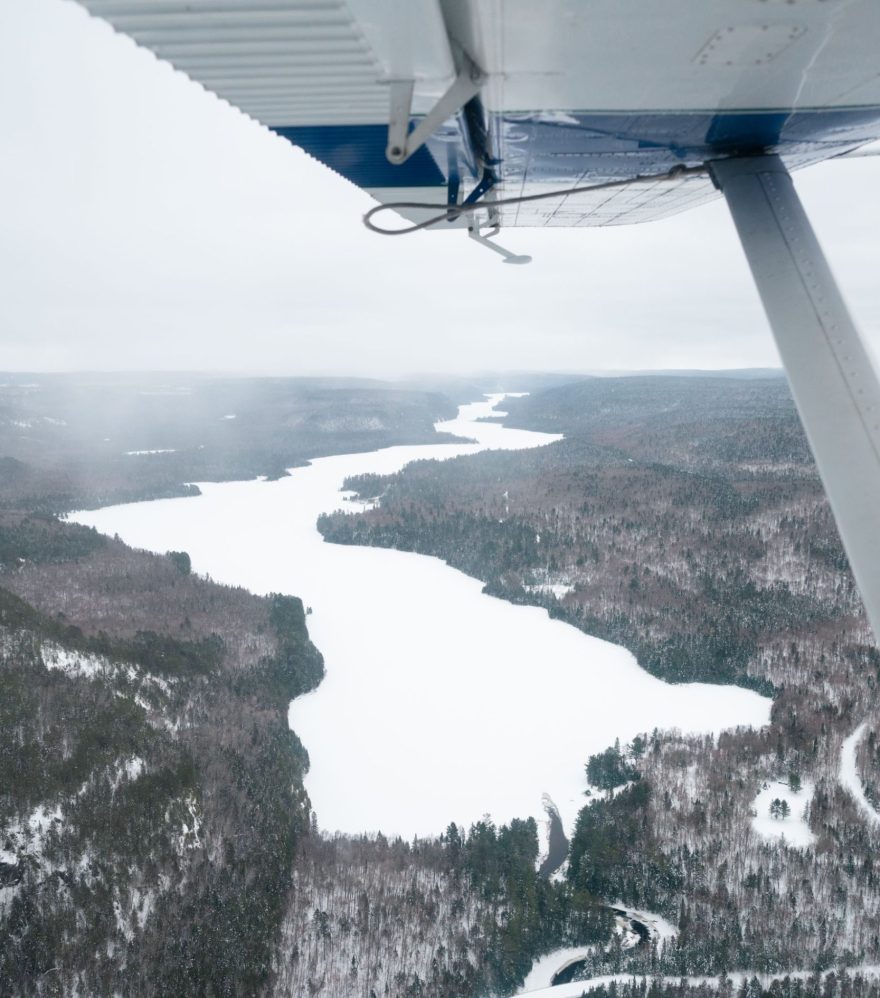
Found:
[72,395,771,837]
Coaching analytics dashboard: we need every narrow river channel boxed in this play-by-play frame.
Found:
[71,395,770,838]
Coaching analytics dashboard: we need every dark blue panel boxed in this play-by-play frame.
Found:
[274,108,880,193]
[494,107,880,186]
[706,111,791,151]
[273,123,445,187]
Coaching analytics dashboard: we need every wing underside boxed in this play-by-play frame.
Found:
[77,0,880,229]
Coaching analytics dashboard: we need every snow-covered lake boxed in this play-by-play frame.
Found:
[71,395,771,837]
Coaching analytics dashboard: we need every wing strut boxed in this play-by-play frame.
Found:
[711,154,880,638]
[385,51,485,166]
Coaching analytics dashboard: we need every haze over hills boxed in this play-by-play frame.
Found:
[1,371,879,996]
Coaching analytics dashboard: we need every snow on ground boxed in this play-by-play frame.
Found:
[171,794,203,855]
[840,723,880,825]
[72,395,771,838]
[609,904,678,943]
[535,798,551,873]
[340,489,379,511]
[106,756,146,791]
[519,967,880,998]
[1,755,150,912]
[550,861,568,884]
[42,644,108,678]
[222,413,236,420]
[124,757,145,780]
[518,907,677,993]
[524,582,575,600]
[41,644,173,698]
[1,802,65,883]
[750,779,816,847]
[124,448,177,455]
[519,947,600,993]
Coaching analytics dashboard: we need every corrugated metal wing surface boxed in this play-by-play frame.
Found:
[78,0,389,126]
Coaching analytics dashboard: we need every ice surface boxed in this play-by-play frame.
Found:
[750,780,816,848]
[71,395,771,838]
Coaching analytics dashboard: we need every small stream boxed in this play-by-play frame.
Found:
[537,797,569,880]
[549,910,650,986]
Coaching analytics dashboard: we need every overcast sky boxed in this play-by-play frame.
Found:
[2,0,879,378]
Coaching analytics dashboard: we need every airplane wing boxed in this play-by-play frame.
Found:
[75,0,880,638]
[75,1,880,231]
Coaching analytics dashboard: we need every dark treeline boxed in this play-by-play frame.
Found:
[0,509,325,994]
[7,375,880,993]
[0,510,617,996]
[318,376,880,979]
[579,971,880,998]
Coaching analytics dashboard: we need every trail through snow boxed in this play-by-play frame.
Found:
[518,966,880,998]
[72,395,771,837]
[840,722,880,825]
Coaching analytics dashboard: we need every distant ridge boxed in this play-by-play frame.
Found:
[581,367,784,379]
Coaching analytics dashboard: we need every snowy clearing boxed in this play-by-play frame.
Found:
[840,723,880,825]
[750,780,816,847]
[72,395,771,838]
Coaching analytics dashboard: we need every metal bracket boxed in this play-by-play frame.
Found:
[468,223,532,265]
[385,52,485,165]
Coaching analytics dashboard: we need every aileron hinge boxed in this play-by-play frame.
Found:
[385,52,485,165]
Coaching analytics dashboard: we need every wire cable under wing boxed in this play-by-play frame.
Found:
[362,164,709,235]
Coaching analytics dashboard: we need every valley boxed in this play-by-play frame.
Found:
[2,373,879,996]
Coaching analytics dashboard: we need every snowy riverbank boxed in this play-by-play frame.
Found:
[518,966,880,998]
[72,394,771,838]
[840,723,880,826]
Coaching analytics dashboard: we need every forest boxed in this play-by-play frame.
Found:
[0,374,462,513]
[319,376,880,982]
[0,378,616,996]
[5,373,880,995]
[0,512,618,993]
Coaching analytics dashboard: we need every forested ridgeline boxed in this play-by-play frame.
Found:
[565,717,880,980]
[0,375,461,512]
[0,508,328,993]
[272,822,612,997]
[318,375,880,974]
[320,376,858,691]
[0,512,616,996]
[567,970,880,998]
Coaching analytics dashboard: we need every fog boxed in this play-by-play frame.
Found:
[1,0,879,377]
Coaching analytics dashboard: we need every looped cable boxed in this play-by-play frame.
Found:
[362,164,709,235]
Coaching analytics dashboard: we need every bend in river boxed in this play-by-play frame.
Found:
[71,395,771,837]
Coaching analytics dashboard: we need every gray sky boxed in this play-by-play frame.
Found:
[2,0,879,378]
